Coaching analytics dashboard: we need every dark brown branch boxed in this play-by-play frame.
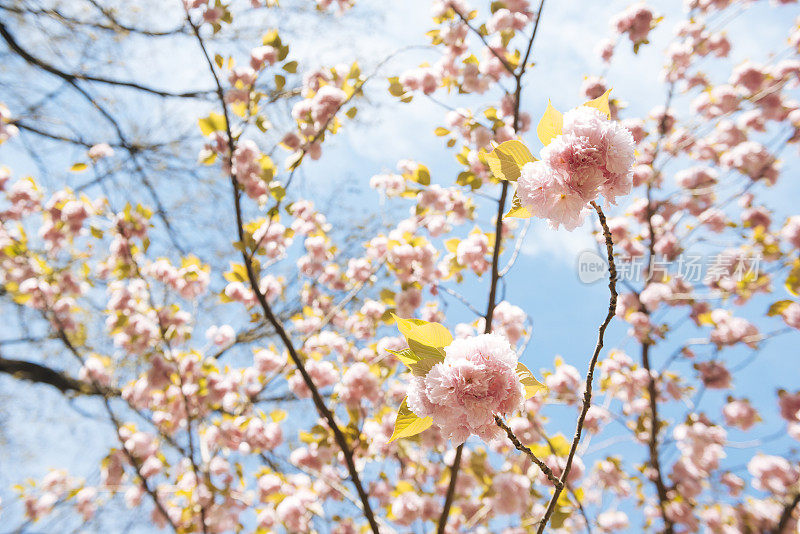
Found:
[495,415,563,488]
[0,3,185,37]
[437,4,545,531]
[13,120,158,151]
[183,11,381,534]
[776,493,800,533]
[635,81,677,534]
[0,20,212,98]
[436,443,464,534]
[641,343,674,534]
[2,19,187,254]
[537,201,617,533]
[0,354,117,396]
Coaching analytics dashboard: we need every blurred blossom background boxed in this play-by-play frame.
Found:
[1,0,800,532]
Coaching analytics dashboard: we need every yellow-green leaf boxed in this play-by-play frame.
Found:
[484,140,536,182]
[70,162,88,172]
[494,140,535,167]
[198,113,227,136]
[444,238,460,253]
[387,344,444,376]
[386,348,417,366]
[389,398,433,442]
[410,165,431,186]
[767,300,794,317]
[536,100,563,146]
[392,314,453,348]
[504,193,532,219]
[583,88,612,118]
[406,342,446,376]
[787,259,800,296]
[517,362,545,399]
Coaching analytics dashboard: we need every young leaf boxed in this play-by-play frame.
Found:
[767,300,794,317]
[386,348,417,366]
[389,398,433,442]
[198,113,227,136]
[786,259,800,296]
[536,100,563,146]
[484,140,536,182]
[388,346,444,376]
[392,314,453,348]
[407,342,446,376]
[583,88,612,118]
[517,362,545,399]
[495,140,535,167]
[504,193,532,219]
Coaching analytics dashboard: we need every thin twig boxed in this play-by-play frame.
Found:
[437,3,545,531]
[494,415,563,488]
[182,9,381,534]
[537,201,617,533]
[776,493,800,533]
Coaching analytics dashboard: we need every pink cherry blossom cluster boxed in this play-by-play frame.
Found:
[142,257,209,300]
[610,3,657,45]
[407,333,524,444]
[0,102,19,145]
[336,362,382,407]
[454,231,490,275]
[283,69,356,162]
[544,359,583,404]
[475,300,526,345]
[183,0,227,25]
[0,102,19,144]
[707,309,760,348]
[1,176,41,220]
[722,397,760,430]
[517,106,635,230]
[416,182,474,236]
[230,139,272,201]
[20,470,97,522]
[288,358,339,398]
[670,416,727,501]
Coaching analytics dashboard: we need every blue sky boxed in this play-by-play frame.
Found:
[2,0,800,531]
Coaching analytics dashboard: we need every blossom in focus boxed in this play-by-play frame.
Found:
[510,94,635,230]
[406,333,525,444]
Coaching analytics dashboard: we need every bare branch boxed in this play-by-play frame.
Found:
[0,20,213,98]
[0,354,117,396]
[494,415,563,488]
[537,201,617,533]
[182,10,381,533]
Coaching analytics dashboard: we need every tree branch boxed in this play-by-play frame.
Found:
[0,20,212,98]
[537,201,617,533]
[183,10,381,534]
[437,3,545,531]
[776,493,800,534]
[495,415,563,488]
[0,354,117,396]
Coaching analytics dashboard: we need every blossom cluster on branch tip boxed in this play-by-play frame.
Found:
[485,91,635,230]
[387,316,543,445]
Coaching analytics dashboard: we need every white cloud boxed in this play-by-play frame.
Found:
[520,218,597,264]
